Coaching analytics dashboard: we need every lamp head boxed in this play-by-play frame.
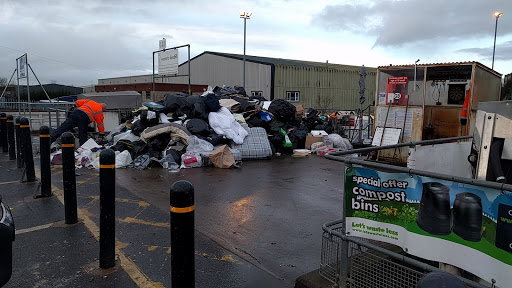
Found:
[240,11,252,19]
[494,11,503,18]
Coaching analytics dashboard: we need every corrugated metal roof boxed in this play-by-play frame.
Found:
[378,61,502,77]
[186,51,377,72]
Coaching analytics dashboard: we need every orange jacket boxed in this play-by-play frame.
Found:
[76,99,105,132]
[461,88,470,118]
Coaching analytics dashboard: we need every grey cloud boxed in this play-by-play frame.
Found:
[457,41,512,61]
[312,0,512,47]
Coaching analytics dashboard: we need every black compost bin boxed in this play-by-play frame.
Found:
[416,182,452,235]
[416,271,466,288]
[452,192,482,242]
[0,195,14,287]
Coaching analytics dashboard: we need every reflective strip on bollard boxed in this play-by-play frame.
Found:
[170,205,195,213]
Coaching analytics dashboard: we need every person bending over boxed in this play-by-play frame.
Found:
[50,99,106,146]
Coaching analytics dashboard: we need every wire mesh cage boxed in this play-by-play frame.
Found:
[320,221,490,288]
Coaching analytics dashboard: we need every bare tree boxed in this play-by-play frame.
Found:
[0,77,7,88]
[315,93,334,110]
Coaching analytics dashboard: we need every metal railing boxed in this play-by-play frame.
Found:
[0,100,75,130]
[321,136,511,288]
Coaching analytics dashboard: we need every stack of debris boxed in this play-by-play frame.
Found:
[52,85,352,171]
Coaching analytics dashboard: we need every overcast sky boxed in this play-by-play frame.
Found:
[1,0,511,87]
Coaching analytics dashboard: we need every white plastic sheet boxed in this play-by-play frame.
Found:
[208,107,248,144]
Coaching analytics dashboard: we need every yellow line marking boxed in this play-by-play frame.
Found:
[0,180,21,185]
[80,195,150,208]
[199,252,243,265]
[16,223,54,235]
[147,246,158,252]
[167,248,171,254]
[120,217,168,228]
[51,185,157,287]
[152,282,165,288]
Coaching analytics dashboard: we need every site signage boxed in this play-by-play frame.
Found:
[18,54,27,78]
[158,49,178,75]
[388,76,408,85]
[345,166,512,285]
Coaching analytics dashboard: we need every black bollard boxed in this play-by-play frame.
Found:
[39,126,52,197]
[7,116,15,160]
[15,117,22,168]
[170,180,195,287]
[19,118,35,182]
[100,149,116,269]
[61,132,77,224]
[0,113,7,153]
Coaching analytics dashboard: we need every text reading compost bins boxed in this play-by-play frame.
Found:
[351,176,408,213]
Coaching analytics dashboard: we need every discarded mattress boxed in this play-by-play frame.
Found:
[140,123,191,145]
[230,127,272,159]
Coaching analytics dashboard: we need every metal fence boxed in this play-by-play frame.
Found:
[0,99,75,130]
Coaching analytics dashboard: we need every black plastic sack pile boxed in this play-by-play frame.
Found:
[213,85,247,98]
[268,99,296,123]
[163,93,209,120]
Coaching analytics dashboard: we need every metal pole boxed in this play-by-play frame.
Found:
[152,51,156,102]
[492,16,499,70]
[171,180,195,288]
[7,116,15,161]
[20,117,35,182]
[188,44,191,95]
[338,163,349,287]
[26,56,32,127]
[16,63,20,115]
[0,69,17,101]
[28,64,51,101]
[243,17,247,91]
[100,149,116,269]
[61,132,77,224]
[39,126,52,197]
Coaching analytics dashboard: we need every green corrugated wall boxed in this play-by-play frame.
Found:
[273,64,377,112]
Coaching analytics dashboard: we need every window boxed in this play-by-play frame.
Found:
[251,91,263,97]
[146,91,151,100]
[286,91,300,102]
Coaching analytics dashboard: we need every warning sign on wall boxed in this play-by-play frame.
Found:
[388,76,408,85]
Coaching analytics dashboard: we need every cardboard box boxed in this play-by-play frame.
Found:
[305,134,324,149]
[295,104,305,118]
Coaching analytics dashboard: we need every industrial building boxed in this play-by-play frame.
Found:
[97,51,377,112]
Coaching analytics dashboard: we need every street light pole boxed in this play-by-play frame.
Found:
[240,11,251,91]
[492,11,503,70]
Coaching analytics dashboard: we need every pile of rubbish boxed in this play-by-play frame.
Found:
[51,85,352,171]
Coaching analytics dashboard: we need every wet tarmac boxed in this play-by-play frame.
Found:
[117,154,345,287]
[1,136,346,288]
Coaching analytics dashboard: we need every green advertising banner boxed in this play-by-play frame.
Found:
[345,166,512,285]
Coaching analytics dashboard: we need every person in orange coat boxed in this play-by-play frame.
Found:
[50,99,106,146]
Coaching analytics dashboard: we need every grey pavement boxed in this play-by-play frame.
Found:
[0,135,344,288]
